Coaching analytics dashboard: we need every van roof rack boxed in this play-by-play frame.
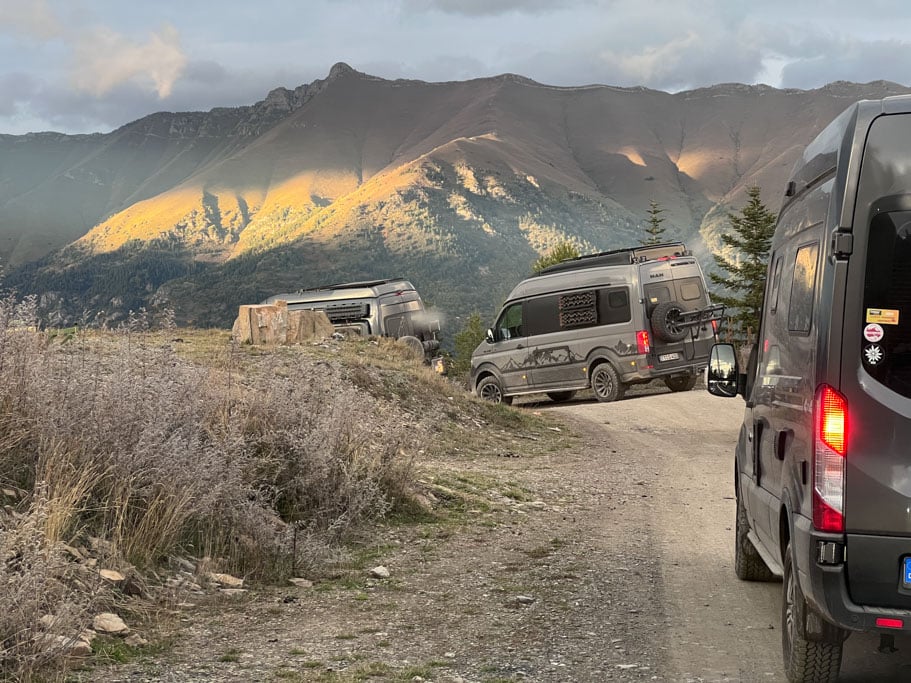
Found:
[537,242,691,275]
[296,278,406,294]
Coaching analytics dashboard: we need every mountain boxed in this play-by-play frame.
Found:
[2,64,908,328]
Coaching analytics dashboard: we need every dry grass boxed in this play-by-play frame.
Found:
[0,296,432,680]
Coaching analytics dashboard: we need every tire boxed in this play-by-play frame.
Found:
[590,363,625,402]
[398,335,426,360]
[664,374,698,392]
[546,391,575,403]
[734,492,775,581]
[781,541,844,683]
[477,376,513,405]
[651,301,688,343]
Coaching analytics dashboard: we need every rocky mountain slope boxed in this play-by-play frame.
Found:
[2,64,908,327]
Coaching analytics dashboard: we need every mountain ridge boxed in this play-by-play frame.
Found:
[3,66,909,328]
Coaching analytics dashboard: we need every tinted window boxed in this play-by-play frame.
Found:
[787,243,819,334]
[599,287,631,324]
[769,257,783,314]
[524,295,561,336]
[521,286,631,336]
[862,211,911,397]
[678,278,705,303]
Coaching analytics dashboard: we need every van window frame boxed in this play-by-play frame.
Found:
[786,240,820,336]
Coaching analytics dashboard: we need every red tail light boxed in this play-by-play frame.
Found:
[636,330,651,355]
[711,319,718,334]
[813,385,847,533]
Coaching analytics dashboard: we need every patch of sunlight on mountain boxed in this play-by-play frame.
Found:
[618,147,647,167]
[81,187,205,252]
[675,150,717,179]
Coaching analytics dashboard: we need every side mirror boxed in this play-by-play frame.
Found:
[486,328,495,344]
[707,343,740,398]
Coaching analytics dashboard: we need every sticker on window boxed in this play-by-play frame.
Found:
[867,308,900,325]
[864,344,885,366]
[864,323,885,342]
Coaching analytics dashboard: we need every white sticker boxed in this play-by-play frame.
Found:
[864,344,884,366]
[864,323,884,343]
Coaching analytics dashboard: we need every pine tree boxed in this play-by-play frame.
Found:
[532,241,580,273]
[710,186,777,340]
[451,312,487,379]
[640,200,667,245]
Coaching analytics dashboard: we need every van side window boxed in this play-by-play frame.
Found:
[599,287,631,325]
[524,296,561,336]
[769,257,783,314]
[497,302,524,340]
[787,243,819,334]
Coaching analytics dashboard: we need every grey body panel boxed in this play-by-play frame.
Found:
[734,94,911,632]
[471,244,717,398]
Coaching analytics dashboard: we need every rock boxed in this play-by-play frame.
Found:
[207,572,244,588]
[41,634,93,657]
[99,569,126,583]
[516,595,536,605]
[1,488,17,498]
[39,614,58,629]
[124,633,148,647]
[78,629,97,644]
[93,613,129,635]
[172,557,197,573]
[288,578,313,588]
[60,544,85,561]
[218,588,249,597]
[369,566,391,579]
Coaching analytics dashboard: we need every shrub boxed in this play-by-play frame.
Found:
[0,295,422,678]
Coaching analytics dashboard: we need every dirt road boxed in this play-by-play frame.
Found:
[556,389,911,682]
[91,388,911,682]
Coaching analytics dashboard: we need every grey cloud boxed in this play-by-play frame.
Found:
[0,0,61,39]
[780,39,911,89]
[401,0,600,16]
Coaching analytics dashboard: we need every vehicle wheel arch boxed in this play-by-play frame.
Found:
[472,364,501,391]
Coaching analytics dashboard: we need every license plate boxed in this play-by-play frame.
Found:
[903,557,911,588]
[659,352,680,362]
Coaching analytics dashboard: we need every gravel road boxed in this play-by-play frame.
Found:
[90,387,911,682]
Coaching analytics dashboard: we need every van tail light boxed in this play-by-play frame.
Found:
[636,330,651,355]
[813,385,847,533]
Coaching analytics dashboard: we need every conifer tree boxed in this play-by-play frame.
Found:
[640,200,667,245]
[532,241,580,273]
[710,186,777,340]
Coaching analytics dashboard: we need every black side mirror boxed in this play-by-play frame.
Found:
[486,328,495,344]
[707,344,740,398]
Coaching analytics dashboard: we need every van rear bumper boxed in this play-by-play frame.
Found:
[794,515,911,632]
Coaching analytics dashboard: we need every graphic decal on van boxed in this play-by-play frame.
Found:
[864,344,885,366]
[864,323,885,342]
[867,308,900,325]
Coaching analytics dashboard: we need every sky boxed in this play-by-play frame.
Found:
[0,0,908,135]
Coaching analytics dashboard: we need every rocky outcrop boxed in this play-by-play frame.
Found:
[232,302,334,345]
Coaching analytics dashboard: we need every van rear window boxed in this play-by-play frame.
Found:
[863,211,911,397]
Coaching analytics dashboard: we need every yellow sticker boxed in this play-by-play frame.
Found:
[867,308,900,325]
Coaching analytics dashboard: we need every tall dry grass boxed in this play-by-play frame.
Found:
[0,296,423,679]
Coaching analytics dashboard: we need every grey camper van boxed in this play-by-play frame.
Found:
[708,95,911,682]
[262,279,440,360]
[471,242,723,404]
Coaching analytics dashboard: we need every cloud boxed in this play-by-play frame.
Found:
[0,0,61,39]
[780,38,911,89]
[402,0,599,16]
[69,24,187,98]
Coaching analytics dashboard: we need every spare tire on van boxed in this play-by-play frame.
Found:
[650,301,687,343]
